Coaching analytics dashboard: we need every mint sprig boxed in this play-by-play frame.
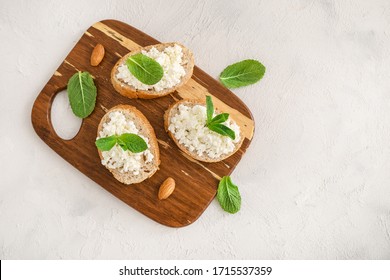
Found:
[126,53,164,85]
[219,59,265,88]
[205,96,235,140]
[95,133,147,153]
[217,176,241,214]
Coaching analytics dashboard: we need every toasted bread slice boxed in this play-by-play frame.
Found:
[164,99,244,162]
[97,105,160,184]
[111,42,194,99]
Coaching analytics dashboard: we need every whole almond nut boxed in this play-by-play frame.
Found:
[90,44,105,66]
[158,177,175,200]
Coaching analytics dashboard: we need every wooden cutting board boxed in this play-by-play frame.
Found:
[31,20,255,227]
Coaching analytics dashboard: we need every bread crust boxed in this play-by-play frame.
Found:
[97,105,160,184]
[111,42,194,99]
[164,99,244,162]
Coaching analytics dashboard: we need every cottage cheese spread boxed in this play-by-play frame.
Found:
[97,111,154,175]
[116,44,186,92]
[168,104,241,159]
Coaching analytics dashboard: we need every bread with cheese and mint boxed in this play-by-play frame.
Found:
[164,99,244,162]
[111,42,194,99]
[96,105,160,184]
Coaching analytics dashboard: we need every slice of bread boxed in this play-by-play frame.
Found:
[164,99,244,162]
[97,105,160,184]
[111,42,194,99]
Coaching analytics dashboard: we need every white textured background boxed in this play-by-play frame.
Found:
[1,0,390,259]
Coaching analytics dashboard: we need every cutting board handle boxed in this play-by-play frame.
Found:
[31,76,77,147]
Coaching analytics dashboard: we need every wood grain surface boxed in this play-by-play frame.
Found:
[31,19,254,227]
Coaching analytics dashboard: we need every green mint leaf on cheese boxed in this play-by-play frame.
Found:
[126,53,164,85]
[219,59,265,88]
[67,71,97,118]
[117,133,147,153]
[95,134,147,153]
[209,113,229,125]
[206,95,214,124]
[95,135,117,151]
[205,96,235,139]
[208,123,236,140]
[217,176,241,214]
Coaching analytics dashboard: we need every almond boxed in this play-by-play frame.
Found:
[158,177,175,200]
[90,44,105,66]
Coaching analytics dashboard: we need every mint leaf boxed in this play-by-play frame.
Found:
[67,71,97,118]
[126,53,163,85]
[206,95,214,124]
[219,59,265,88]
[210,113,229,125]
[208,123,236,140]
[217,176,241,214]
[95,135,117,151]
[117,133,147,153]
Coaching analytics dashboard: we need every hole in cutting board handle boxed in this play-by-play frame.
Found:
[51,89,82,140]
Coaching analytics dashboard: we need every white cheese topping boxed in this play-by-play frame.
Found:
[116,44,186,92]
[168,104,241,159]
[97,111,154,175]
